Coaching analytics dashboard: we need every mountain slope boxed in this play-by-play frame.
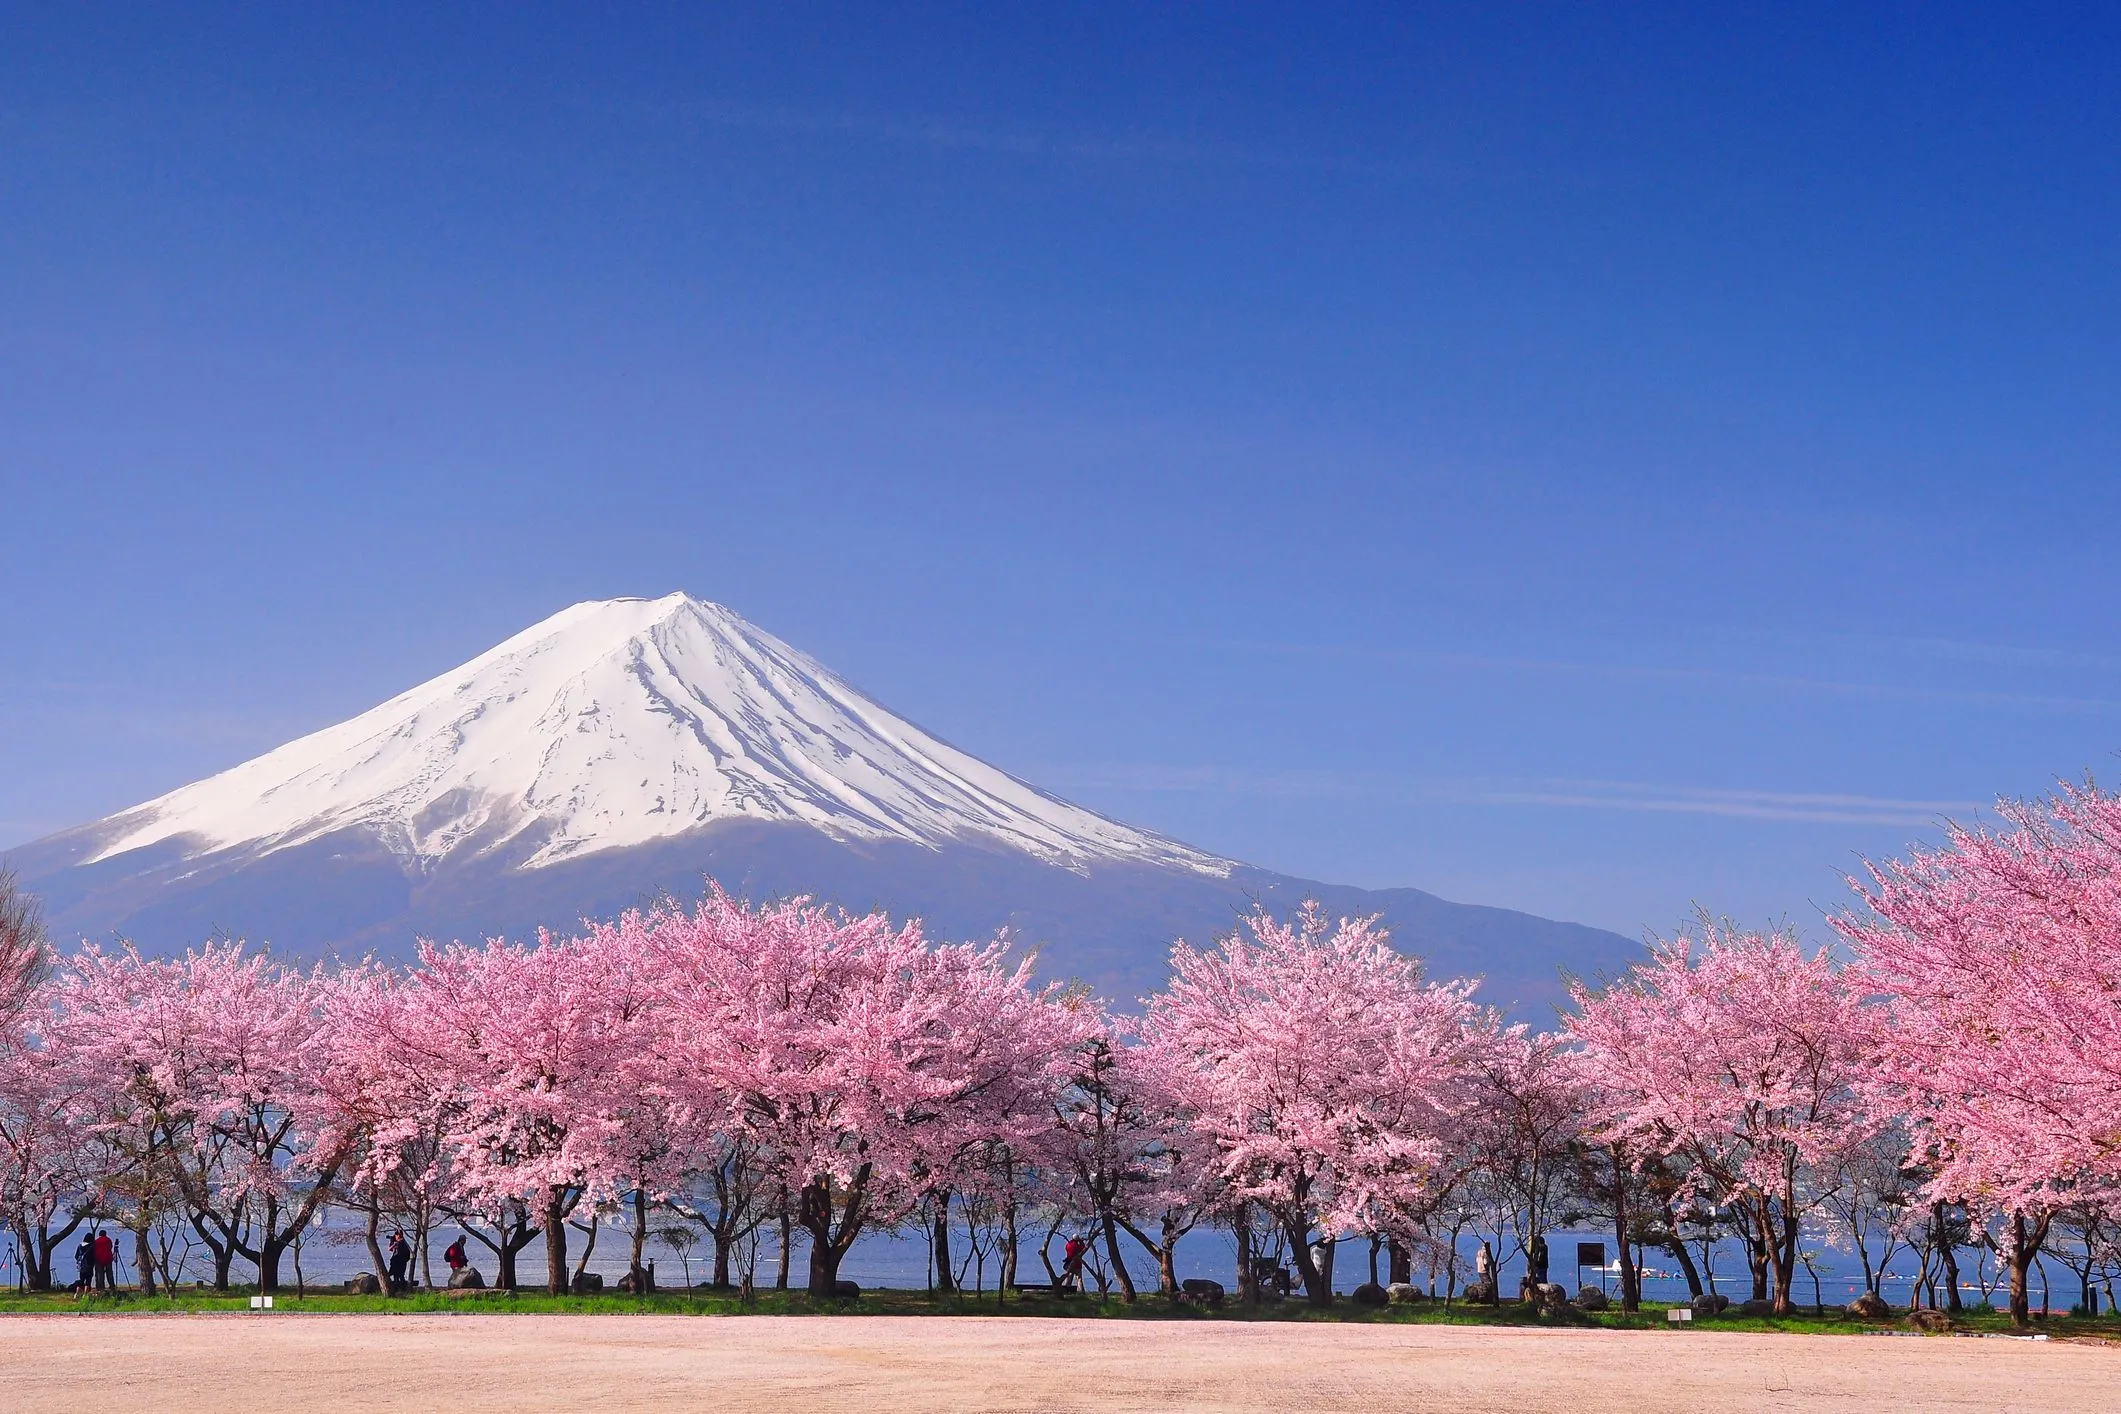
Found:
[8,594,1636,1015]
[69,593,1229,878]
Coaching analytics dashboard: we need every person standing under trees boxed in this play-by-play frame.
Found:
[92,1229,115,1291]
[71,1234,93,1295]
[387,1231,413,1292]
[444,1235,468,1281]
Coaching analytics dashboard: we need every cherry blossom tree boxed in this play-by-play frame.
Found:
[1564,921,1873,1315]
[51,943,357,1292]
[0,983,105,1290]
[316,960,441,1293]
[1045,1022,1216,1302]
[399,929,657,1294]
[1837,783,2121,1324]
[564,910,708,1290]
[1461,1026,1583,1299]
[647,888,1083,1298]
[1103,1035,1219,1300]
[1145,901,1485,1307]
[1817,1123,1918,1300]
[1049,1029,1153,1302]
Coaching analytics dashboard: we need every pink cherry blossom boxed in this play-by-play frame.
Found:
[1144,900,1485,1307]
[1564,921,1873,1315]
[644,887,1084,1297]
[1837,782,2121,1323]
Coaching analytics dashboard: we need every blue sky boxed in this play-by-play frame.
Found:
[5,4,2121,942]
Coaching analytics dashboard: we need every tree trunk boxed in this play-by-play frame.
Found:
[775,1205,791,1291]
[131,1219,154,1297]
[43,1214,91,1291]
[1612,1172,1639,1311]
[258,1232,290,1293]
[1937,1212,1963,1313]
[1035,1213,1062,1291]
[363,1204,389,1300]
[712,1226,733,1289]
[1743,1211,1769,1302]
[1769,1190,1797,1315]
[469,1208,542,1293]
[930,1197,955,1293]
[1234,1206,1258,1307]
[544,1188,570,1296]
[1665,1222,1705,1298]
[805,1228,844,1294]
[18,1219,52,1291]
[798,1167,870,1299]
[630,1190,651,1292]
[2007,1211,2050,1328]
[1388,1239,1412,1286]
[1100,1209,1136,1302]
[1000,1203,1018,1300]
[572,1213,600,1284]
[416,1209,433,1291]
[1117,1215,1176,1299]
[1283,1217,1332,1307]
[210,1239,235,1292]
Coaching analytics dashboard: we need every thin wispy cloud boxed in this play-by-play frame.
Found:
[1229,640,2121,715]
[1459,778,1987,827]
[1817,630,2121,673]
[1047,764,1987,828]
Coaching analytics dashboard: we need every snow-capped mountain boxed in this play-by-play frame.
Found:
[78,593,1230,879]
[9,595,1632,1013]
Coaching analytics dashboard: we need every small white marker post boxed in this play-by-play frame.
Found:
[249,1295,274,1310]
[1667,1306,1692,1323]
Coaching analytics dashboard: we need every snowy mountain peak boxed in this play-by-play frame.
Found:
[83,594,1232,878]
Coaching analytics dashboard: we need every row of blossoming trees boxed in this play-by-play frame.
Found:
[0,783,2118,1324]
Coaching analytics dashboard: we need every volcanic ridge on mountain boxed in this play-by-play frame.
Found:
[9,594,1633,1011]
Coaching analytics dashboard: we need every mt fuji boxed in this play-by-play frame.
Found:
[8,595,1634,1012]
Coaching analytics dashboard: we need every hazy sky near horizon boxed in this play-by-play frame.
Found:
[6,5,2121,943]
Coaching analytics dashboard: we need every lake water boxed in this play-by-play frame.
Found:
[22,1216,2079,1313]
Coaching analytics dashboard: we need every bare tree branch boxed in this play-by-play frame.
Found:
[0,867,54,1018]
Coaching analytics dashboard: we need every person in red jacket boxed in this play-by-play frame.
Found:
[1061,1235,1086,1294]
[91,1230,115,1292]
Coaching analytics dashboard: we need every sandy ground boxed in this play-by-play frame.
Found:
[0,1313,2113,1413]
